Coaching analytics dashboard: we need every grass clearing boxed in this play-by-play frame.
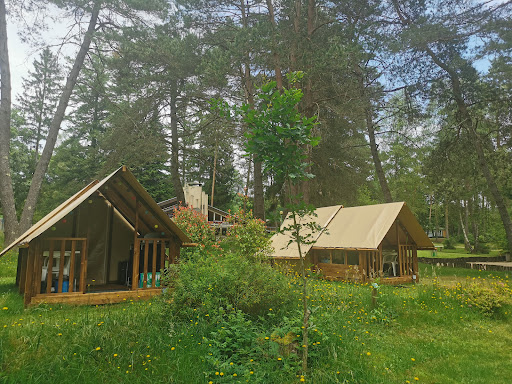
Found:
[1,246,511,383]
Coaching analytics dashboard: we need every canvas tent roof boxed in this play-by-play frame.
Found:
[0,166,191,257]
[271,202,434,259]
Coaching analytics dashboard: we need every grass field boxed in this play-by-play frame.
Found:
[417,241,504,259]
[1,244,511,383]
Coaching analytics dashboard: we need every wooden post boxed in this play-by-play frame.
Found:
[79,239,87,293]
[160,240,166,271]
[151,240,157,288]
[378,244,383,276]
[169,239,180,264]
[132,239,140,290]
[397,222,403,276]
[58,240,66,293]
[371,286,379,309]
[359,251,365,282]
[47,240,54,294]
[24,244,36,306]
[413,246,419,283]
[69,240,76,293]
[18,248,28,294]
[32,240,42,296]
[143,240,149,288]
[132,200,140,290]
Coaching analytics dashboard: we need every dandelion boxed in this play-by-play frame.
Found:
[366,352,371,356]
[95,347,101,351]
[2,307,8,310]
[411,358,415,361]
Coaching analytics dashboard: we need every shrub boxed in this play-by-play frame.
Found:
[456,281,510,315]
[443,237,456,250]
[474,242,490,254]
[172,205,217,260]
[204,309,301,382]
[164,251,296,320]
[221,209,272,260]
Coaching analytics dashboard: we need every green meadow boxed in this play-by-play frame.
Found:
[1,238,511,383]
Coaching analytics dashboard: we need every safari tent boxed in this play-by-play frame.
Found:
[0,166,194,306]
[270,202,435,284]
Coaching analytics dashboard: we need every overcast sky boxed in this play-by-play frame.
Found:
[7,6,73,101]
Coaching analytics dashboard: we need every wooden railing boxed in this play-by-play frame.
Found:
[132,238,171,290]
[399,244,416,276]
[362,250,382,280]
[40,238,88,294]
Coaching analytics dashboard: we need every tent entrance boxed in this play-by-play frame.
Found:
[131,238,173,290]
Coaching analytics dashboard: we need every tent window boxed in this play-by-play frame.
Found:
[315,249,331,263]
[332,250,345,264]
[347,251,358,265]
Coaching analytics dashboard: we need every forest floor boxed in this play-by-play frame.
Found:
[1,241,511,383]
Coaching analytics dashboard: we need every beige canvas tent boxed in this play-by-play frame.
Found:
[0,166,194,306]
[271,202,434,284]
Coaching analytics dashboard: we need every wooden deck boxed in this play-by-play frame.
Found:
[30,288,163,306]
[468,261,512,271]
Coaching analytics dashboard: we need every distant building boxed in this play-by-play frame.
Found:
[158,183,231,234]
[427,228,446,239]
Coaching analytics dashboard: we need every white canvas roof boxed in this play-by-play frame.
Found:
[271,202,434,259]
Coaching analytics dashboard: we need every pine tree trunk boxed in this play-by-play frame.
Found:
[0,0,19,245]
[265,0,283,90]
[445,203,449,239]
[355,63,392,203]
[367,109,393,203]
[239,2,264,219]
[16,2,101,238]
[253,161,265,220]
[169,81,185,205]
[211,138,218,207]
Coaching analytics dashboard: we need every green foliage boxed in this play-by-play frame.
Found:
[474,242,491,255]
[164,251,295,320]
[171,205,217,260]
[204,309,301,382]
[443,237,456,250]
[221,209,272,261]
[456,281,511,316]
[1,256,512,383]
[241,73,319,182]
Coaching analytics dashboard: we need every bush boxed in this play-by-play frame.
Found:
[204,309,301,382]
[443,237,456,250]
[221,209,272,261]
[456,281,510,315]
[172,205,218,260]
[164,251,296,320]
[474,242,490,254]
